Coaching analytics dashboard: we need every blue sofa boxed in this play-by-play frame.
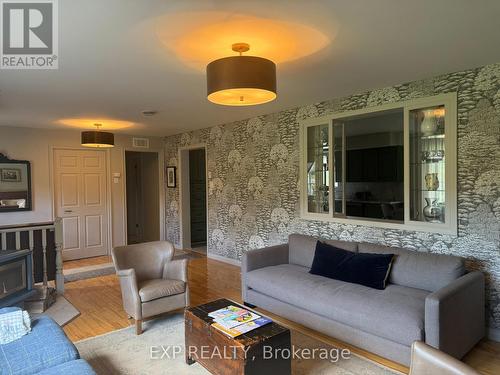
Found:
[0,312,95,375]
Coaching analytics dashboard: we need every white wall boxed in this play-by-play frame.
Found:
[0,126,163,248]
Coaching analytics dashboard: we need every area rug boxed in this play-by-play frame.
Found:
[76,313,399,375]
[31,295,80,326]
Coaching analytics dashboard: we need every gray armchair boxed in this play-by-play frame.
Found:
[111,241,189,334]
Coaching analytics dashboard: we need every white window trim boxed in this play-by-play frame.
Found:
[299,93,458,235]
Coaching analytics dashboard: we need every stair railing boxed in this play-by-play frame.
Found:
[0,218,64,293]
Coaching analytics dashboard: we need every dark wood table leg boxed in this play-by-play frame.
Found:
[185,353,195,365]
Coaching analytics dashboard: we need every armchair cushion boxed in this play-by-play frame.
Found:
[138,279,185,302]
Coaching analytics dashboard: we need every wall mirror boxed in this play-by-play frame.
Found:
[0,153,32,212]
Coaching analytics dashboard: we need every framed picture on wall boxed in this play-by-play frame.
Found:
[0,168,22,182]
[166,166,176,188]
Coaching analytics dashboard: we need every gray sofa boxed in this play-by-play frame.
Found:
[241,233,485,366]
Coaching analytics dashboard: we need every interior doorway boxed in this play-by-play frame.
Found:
[180,146,207,252]
[125,151,160,244]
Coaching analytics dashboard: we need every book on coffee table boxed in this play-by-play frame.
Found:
[208,304,272,337]
[208,305,260,329]
[212,316,272,338]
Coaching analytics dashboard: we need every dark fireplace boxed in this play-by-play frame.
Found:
[0,249,35,308]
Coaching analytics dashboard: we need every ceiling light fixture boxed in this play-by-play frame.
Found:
[141,110,158,117]
[206,43,276,106]
[81,123,115,148]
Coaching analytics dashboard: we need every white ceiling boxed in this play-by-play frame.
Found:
[1,0,499,137]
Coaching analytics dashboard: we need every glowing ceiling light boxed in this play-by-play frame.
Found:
[206,43,276,106]
[81,124,114,148]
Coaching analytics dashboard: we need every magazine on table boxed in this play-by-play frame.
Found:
[208,305,272,337]
[212,317,273,338]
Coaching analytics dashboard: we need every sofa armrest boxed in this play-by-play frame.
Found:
[163,259,188,282]
[241,243,289,302]
[425,271,485,359]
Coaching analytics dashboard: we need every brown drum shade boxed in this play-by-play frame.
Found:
[81,130,114,148]
[207,50,277,106]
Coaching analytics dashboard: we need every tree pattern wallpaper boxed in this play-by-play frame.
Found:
[164,63,500,329]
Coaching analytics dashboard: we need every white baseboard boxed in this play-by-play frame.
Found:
[488,327,500,342]
[207,253,241,267]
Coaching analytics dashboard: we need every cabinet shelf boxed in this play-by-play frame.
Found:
[411,189,445,192]
[410,133,445,140]
[420,134,445,140]
[411,160,444,165]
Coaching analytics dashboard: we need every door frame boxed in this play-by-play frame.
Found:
[49,146,113,256]
[122,148,165,245]
[178,144,208,250]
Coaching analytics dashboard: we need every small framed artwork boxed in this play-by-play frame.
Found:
[0,168,22,182]
[166,166,177,188]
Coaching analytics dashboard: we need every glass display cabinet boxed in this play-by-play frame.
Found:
[406,94,456,234]
[300,93,457,234]
[306,123,330,214]
[409,105,446,223]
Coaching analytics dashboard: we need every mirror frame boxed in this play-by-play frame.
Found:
[0,153,32,212]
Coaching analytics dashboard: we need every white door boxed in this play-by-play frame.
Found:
[53,149,109,260]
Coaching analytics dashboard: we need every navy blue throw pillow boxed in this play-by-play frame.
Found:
[309,241,394,290]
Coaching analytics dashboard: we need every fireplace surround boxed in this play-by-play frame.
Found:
[0,249,35,308]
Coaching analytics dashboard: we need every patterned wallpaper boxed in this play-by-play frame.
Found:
[164,63,500,328]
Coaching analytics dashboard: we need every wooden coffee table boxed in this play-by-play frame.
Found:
[185,298,291,375]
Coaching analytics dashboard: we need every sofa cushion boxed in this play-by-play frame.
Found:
[35,359,96,375]
[246,264,428,346]
[0,316,79,375]
[358,243,465,292]
[310,241,394,290]
[138,279,185,302]
[289,233,358,268]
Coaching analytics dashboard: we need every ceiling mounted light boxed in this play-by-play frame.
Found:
[141,110,158,117]
[81,123,114,148]
[206,43,276,106]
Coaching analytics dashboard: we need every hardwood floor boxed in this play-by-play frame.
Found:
[62,254,500,375]
[62,255,240,342]
[63,255,112,270]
